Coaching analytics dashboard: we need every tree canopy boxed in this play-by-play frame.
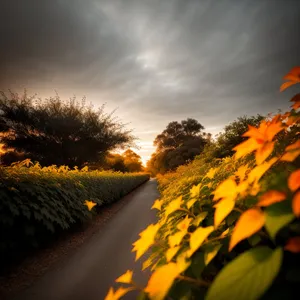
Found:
[0,91,135,167]
[147,118,208,175]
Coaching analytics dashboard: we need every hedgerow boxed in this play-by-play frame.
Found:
[0,160,149,270]
[106,67,300,300]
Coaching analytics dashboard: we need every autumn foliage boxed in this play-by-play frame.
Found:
[106,67,300,299]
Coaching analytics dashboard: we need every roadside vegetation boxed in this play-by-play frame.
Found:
[107,67,300,300]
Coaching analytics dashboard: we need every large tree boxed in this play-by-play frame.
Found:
[0,91,135,167]
[148,118,208,174]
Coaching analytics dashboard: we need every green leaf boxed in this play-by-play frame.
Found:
[248,234,261,246]
[205,247,283,300]
[265,201,295,240]
[204,244,222,265]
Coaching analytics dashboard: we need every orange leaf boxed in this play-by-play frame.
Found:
[280,81,298,92]
[258,190,286,207]
[292,191,300,217]
[283,66,300,80]
[285,236,300,253]
[229,208,265,251]
[247,158,277,184]
[255,142,274,165]
[290,94,300,110]
[233,138,259,160]
[288,169,300,192]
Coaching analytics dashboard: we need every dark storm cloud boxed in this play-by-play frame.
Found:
[1,0,300,161]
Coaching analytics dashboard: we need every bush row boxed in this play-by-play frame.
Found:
[106,67,300,299]
[0,161,149,271]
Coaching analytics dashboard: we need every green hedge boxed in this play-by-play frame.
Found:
[0,162,149,270]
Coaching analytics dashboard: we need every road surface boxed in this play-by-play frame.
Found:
[11,179,159,300]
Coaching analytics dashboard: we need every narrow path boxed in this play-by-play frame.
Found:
[10,179,159,300]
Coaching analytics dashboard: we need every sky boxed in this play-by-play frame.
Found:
[1,0,300,165]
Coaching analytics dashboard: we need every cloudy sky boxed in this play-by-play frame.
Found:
[1,0,300,164]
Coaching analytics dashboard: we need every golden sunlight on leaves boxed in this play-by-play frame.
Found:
[255,142,274,165]
[258,190,286,207]
[284,237,300,253]
[233,138,259,160]
[281,141,300,162]
[206,168,217,179]
[235,165,249,182]
[214,198,235,228]
[190,183,201,198]
[168,231,186,248]
[292,191,300,217]
[280,66,300,91]
[164,196,183,218]
[229,208,265,251]
[166,246,180,262]
[188,226,214,257]
[187,198,197,209]
[176,252,191,272]
[115,270,133,284]
[177,216,192,231]
[213,178,238,202]
[104,287,134,300]
[236,180,249,197]
[132,223,160,260]
[152,199,163,211]
[145,263,181,300]
[192,212,208,227]
[84,200,97,211]
[247,158,277,184]
[288,169,300,192]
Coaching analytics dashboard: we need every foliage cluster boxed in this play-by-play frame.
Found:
[0,160,149,271]
[147,118,210,175]
[0,91,135,168]
[106,67,300,300]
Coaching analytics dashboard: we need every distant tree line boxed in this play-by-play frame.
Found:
[0,91,143,172]
[146,115,265,176]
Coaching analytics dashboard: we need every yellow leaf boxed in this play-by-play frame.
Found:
[204,244,222,265]
[281,140,300,162]
[132,223,160,260]
[115,270,133,284]
[177,216,192,231]
[206,168,217,179]
[145,263,181,300]
[84,200,97,211]
[190,183,201,198]
[192,212,208,227]
[168,231,186,248]
[233,138,259,160]
[258,190,286,207]
[220,228,230,237]
[166,246,180,262]
[213,178,238,202]
[229,208,265,251]
[176,252,191,272]
[142,256,154,270]
[236,180,249,197]
[247,158,277,184]
[187,198,197,209]
[255,142,274,165]
[214,198,235,228]
[235,165,249,182]
[188,226,214,257]
[104,287,134,300]
[164,196,183,218]
[292,191,300,217]
[288,169,300,192]
[249,181,261,196]
[152,199,163,211]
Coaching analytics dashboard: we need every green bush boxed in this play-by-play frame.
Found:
[0,160,149,271]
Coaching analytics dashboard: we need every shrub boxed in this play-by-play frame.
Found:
[0,160,149,271]
[106,67,300,299]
